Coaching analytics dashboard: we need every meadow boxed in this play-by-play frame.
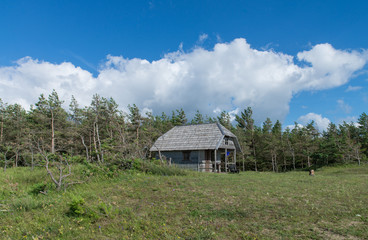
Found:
[0,163,367,239]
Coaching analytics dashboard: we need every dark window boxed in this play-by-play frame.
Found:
[225,137,229,145]
[182,151,191,161]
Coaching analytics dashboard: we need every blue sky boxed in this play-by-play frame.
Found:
[0,0,367,130]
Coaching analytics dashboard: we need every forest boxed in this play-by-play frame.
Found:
[0,90,367,173]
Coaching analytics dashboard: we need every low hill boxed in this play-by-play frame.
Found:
[1,164,367,239]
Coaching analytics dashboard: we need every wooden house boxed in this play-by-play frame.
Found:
[150,123,241,172]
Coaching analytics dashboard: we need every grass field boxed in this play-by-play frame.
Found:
[0,163,367,239]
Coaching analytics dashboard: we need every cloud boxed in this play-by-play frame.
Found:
[198,33,208,43]
[296,43,367,91]
[141,107,153,117]
[0,57,95,109]
[337,99,352,114]
[284,123,303,131]
[297,113,331,132]
[261,42,279,51]
[346,85,362,92]
[336,116,359,126]
[0,38,367,124]
[229,108,240,122]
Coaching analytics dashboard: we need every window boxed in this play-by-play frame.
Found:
[182,151,191,161]
[225,137,229,145]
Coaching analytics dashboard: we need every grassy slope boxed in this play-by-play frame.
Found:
[0,164,367,240]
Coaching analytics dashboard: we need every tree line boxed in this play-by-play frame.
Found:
[0,90,367,172]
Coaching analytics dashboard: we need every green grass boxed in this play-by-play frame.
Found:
[0,164,367,239]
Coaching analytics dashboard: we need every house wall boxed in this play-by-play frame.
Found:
[158,150,213,171]
[155,149,235,172]
[159,151,198,163]
[159,150,201,171]
[198,150,205,161]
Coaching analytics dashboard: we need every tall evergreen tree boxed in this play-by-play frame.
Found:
[235,107,258,171]
[217,111,231,129]
[191,110,204,124]
[31,90,68,154]
[358,112,368,157]
[171,108,187,126]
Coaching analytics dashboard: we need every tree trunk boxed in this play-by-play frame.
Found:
[81,135,89,162]
[95,122,103,162]
[15,150,19,167]
[355,148,361,165]
[271,152,275,172]
[307,155,311,168]
[51,110,55,154]
[0,112,3,143]
[136,125,140,148]
[89,131,93,161]
[283,153,287,172]
[3,148,10,172]
[252,135,257,171]
[93,122,100,163]
[31,148,34,170]
[118,126,125,145]
[3,154,6,172]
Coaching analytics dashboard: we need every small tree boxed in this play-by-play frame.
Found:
[38,142,73,191]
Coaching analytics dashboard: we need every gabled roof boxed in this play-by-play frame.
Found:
[150,123,241,152]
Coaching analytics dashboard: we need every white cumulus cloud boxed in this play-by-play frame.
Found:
[297,113,331,132]
[0,57,95,108]
[0,38,367,123]
[296,43,367,91]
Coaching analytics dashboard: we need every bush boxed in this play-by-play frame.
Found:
[132,159,144,171]
[68,195,86,216]
[120,159,133,170]
[29,183,48,195]
[67,195,99,221]
[70,155,86,164]
[98,201,114,217]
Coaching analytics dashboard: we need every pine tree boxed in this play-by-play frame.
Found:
[235,107,258,171]
[171,108,187,126]
[303,121,319,168]
[191,110,204,124]
[31,90,68,154]
[358,112,368,157]
[217,111,232,129]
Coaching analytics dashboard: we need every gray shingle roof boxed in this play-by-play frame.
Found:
[150,123,241,152]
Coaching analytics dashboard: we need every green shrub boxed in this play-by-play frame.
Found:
[98,201,114,217]
[29,183,48,195]
[67,195,99,221]
[77,162,106,177]
[132,159,144,171]
[119,159,133,170]
[68,195,86,216]
[70,155,86,164]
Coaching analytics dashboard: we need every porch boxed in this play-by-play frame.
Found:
[197,149,237,173]
[161,149,237,172]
